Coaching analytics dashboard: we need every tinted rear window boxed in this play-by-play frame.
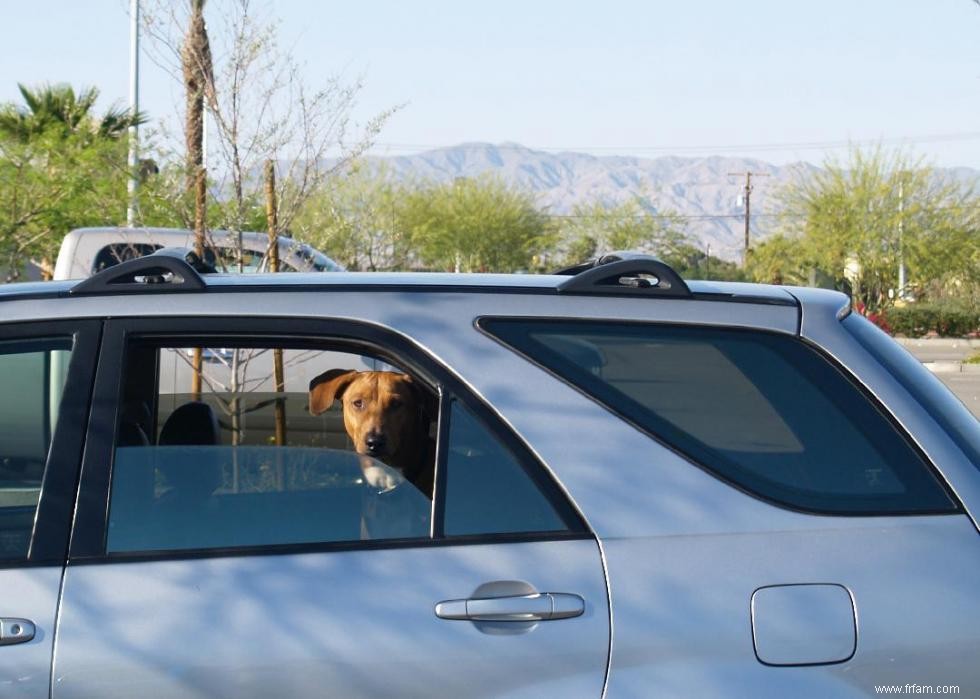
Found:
[482,319,956,515]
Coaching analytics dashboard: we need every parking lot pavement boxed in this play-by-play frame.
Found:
[938,372,980,418]
[898,338,978,363]
[896,338,980,419]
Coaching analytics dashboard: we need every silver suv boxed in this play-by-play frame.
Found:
[0,250,977,698]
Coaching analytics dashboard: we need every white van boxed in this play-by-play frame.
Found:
[53,227,344,280]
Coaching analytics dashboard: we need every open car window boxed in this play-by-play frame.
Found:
[105,337,579,556]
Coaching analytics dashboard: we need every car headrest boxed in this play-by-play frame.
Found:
[158,401,221,446]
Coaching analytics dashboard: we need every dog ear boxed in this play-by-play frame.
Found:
[309,369,359,415]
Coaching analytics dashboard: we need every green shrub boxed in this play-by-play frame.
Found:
[885,303,980,338]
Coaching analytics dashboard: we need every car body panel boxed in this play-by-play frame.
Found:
[0,567,62,699]
[601,514,980,698]
[53,540,609,699]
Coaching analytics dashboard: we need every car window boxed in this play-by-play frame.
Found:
[0,338,72,559]
[213,247,265,273]
[93,243,163,273]
[443,399,569,536]
[291,243,344,272]
[106,339,576,555]
[482,319,957,515]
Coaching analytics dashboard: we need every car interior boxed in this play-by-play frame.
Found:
[107,340,436,553]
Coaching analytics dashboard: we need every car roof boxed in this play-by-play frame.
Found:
[0,270,802,305]
[1,249,853,316]
[0,280,76,298]
[206,272,796,301]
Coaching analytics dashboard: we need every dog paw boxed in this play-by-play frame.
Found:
[359,457,405,492]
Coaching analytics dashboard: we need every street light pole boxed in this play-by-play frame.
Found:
[126,0,140,228]
[898,178,906,298]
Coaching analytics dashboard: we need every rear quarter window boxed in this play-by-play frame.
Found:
[481,319,957,515]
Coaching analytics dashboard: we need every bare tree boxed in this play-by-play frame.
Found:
[265,158,287,451]
[141,0,395,263]
[140,0,394,452]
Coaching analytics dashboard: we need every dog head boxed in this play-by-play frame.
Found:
[309,369,424,466]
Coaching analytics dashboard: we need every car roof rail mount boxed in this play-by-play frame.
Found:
[554,251,692,298]
[69,247,212,296]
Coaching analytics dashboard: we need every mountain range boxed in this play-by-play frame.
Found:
[362,142,980,260]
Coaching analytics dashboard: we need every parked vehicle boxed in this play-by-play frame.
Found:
[0,249,977,698]
[52,226,344,280]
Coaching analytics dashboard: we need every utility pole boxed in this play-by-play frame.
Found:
[728,171,769,265]
[126,0,139,227]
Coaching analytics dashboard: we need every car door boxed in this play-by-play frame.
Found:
[51,317,610,699]
[0,320,99,699]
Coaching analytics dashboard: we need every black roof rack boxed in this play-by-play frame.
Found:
[70,247,214,296]
[554,251,692,298]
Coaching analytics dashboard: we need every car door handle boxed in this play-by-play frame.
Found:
[0,618,35,646]
[435,593,584,621]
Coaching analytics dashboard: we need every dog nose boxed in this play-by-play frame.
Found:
[364,433,386,455]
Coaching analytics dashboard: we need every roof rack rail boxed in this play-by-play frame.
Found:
[70,247,213,296]
[554,251,692,298]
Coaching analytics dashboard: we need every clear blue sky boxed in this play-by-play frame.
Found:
[3,0,980,167]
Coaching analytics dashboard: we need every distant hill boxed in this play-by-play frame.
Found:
[358,142,978,260]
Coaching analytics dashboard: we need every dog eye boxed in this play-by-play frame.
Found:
[351,399,364,410]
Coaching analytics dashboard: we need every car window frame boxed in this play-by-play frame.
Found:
[477,316,963,518]
[0,319,101,567]
[69,315,589,564]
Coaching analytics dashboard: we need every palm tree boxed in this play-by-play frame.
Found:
[182,0,214,248]
[181,0,214,401]
[0,83,146,142]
